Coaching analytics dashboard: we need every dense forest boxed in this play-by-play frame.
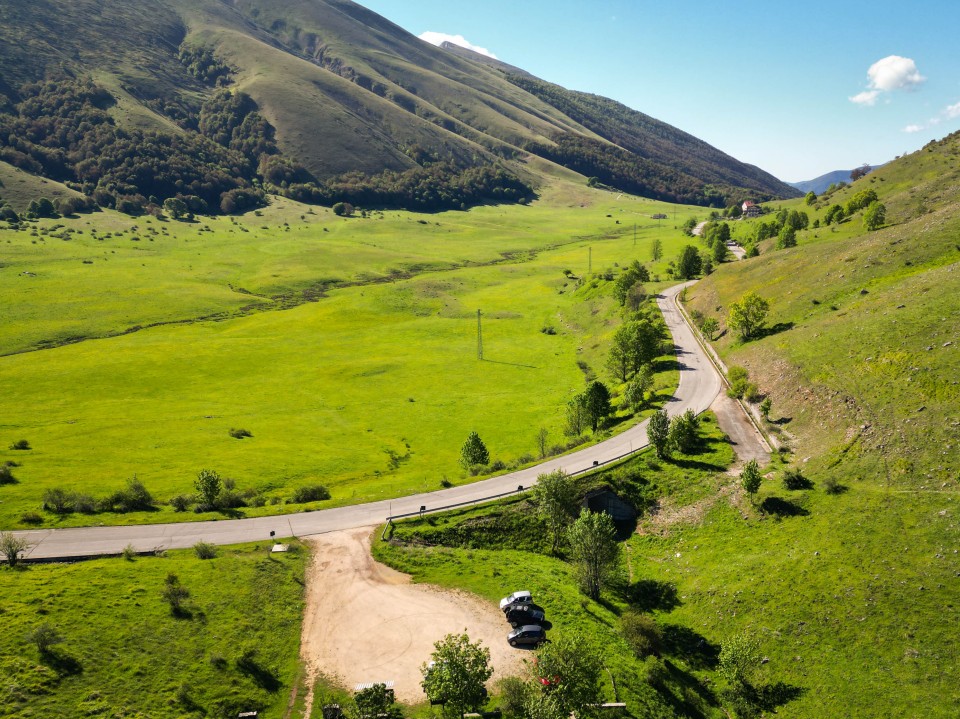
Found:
[0,77,533,216]
[509,74,798,203]
[526,134,724,206]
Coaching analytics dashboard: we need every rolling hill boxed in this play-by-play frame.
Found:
[788,165,882,194]
[0,0,797,213]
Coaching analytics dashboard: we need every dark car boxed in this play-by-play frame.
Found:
[505,605,546,628]
[507,625,547,648]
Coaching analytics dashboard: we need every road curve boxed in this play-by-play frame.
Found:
[13,282,722,560]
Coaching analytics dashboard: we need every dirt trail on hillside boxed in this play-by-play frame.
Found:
[300,528,524,714]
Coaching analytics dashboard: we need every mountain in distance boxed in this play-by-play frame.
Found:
[788,165,883,194]
[0,0,799,213]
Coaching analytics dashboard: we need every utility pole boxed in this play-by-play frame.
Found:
[477,309,483,360]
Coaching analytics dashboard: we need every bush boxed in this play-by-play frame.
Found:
[782,467,812,490]
[216,489,247,509]
[332,201,354,217]
[228,428,252,439]
[622,611,663,658]
[20,511,43,525]
[43,487,74,514]
[73,493,97,514]
[121,544,137,561]
[9,439,30,450]
[194,542,217,559]
[104,477,155,512]
[291,484,331,504]
[0,464,15,485]
[823,477,846,495]
[170,494,193,512]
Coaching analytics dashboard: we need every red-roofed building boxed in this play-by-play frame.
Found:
[741,201,761,218]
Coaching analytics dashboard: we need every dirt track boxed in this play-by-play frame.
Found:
[300,528,525,711]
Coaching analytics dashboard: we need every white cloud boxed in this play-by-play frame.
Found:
[903,124,924,134]
[901,99,960,133]
[849,90,880,106]
[867,55,925,92]
[850,55,925,105]
[946,101,960,119]
[419,31,498,59]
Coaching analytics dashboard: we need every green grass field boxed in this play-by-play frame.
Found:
[0,540,308,719]
[0,182,701,528]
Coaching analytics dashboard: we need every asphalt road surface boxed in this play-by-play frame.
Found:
[13,281,722,560]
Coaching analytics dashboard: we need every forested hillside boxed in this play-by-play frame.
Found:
[0,0,795,214]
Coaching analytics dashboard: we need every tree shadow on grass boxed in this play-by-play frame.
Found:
[660,623,719,671]
[237,653,281,692]
[733,681,806,714]
[757,321,795,339]
[617,578,681,612]
[41,649,83,676]
[652,659,718,719]
[668,457,728,473]
[760,497,809,517]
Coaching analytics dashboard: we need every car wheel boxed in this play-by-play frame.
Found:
[509,639,518,647]
[510,621,519,628]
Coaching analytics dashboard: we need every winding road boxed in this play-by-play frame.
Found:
[12,282,723,560]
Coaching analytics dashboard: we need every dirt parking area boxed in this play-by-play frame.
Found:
[300,527,525,710]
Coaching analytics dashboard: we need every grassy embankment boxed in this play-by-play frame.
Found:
[374,414,737,719]
[0,180,700,528]
[0,540,308,719]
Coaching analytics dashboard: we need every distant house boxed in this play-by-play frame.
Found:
[741,201,761,218]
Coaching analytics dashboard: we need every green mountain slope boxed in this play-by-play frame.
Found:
[674,131,960,716]
[0,0,794,211]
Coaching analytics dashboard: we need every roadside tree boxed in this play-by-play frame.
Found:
[623,364,654,411]
[648,409,671,459]
[565,394,588,437]
[740,459,762,499]
[676,245,702,279]
[1,531,28,567]
[194,469,222,508]
[727,292,769,341]
[651,238,663,261]
[421,633,492,717]
[583,381,612,431]
[534,470,578,554]
[460,431,490,468]
[567,509,621,600]
[668,409,700,454]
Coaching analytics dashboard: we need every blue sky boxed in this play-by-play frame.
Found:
[358,0,960,182]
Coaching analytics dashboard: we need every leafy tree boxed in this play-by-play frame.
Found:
[759,397,772,420]
[1,531,28,567]
[567,509,620,600]
[682,217,698,235]
[163,197,188,219]
[355,683,401,719]
[523,692,566,719]
[583,381,612,431]
[536,427,549,459]
[534,470,578,554]
[863,201,886,231]
[776,225,796,249]
[421,633,492,717]
[565,394,588,437]
[700,317,719,340]
[460,431,490,468]
[675,244,702,279]
[824,204,845,225]
[533,634,603,717]
[850,163,871,181]
[612,261,650,307]
[607,319,665,382]
[651,237,663,261]
[846,189,878,214]
[785,210,809,231]
[194,469,222,508]
[712,237,728,263]
[28,624,64,655]
[727,292,770,341]
[668,409,700,454]
[623,364,654,411]
[740,459,762,498]
[332,201,355,217]
[648,409,671,459]
[804,191,817,205]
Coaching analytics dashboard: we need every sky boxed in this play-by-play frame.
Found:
[357,0,960,182]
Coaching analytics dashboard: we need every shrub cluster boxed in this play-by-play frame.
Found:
[42,477,154,515]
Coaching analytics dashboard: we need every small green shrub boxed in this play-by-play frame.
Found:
[169,494,192,512]
[9,439,30,450]
[0,464,16,485]
[121,544,137,561]
[20,511,43,525]
[621,611,663,658]
[291,484,331,503]
[228,428,252,439]
[194,542,217,559]
[782,467,813,490]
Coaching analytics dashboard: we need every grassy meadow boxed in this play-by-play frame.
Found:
[0,540,308,719]
[0,181,702,528]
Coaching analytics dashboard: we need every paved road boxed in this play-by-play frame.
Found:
[13,282,722,560]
